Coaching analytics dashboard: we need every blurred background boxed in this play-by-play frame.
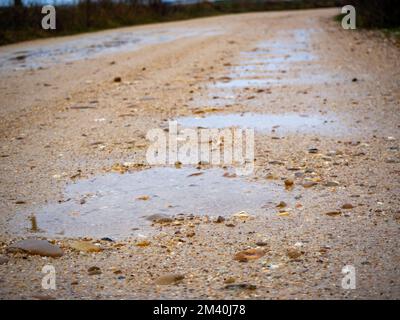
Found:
[0,0,399,45]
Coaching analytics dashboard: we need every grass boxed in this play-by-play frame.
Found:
[382,27,400,44]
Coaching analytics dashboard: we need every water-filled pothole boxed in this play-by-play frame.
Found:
[12,168,290,239]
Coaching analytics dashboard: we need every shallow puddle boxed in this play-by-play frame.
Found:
[204,28,341,91]
[177,113,347,135]
[0,27,221,71]
[214,72,340,88]
[12,168,289,239]
[214,79,273,88]
[241,51,316,63]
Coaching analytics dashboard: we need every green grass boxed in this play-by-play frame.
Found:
[382,27,400,44]
[334,13,344,22]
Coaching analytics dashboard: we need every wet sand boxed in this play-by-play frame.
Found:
[0,8,399,299]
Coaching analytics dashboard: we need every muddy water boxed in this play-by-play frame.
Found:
[12,168,291,239]
[177,112,349,136]
[0,27,221,71]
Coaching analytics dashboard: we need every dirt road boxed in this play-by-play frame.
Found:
[0,8,399,299]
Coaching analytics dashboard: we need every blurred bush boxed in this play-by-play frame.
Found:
[349,0,400,28]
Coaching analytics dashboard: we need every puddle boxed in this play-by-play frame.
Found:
[241,51,316,62]
[177,113,348,135]
[216,72,342,88]
[197,28,342,92]
[0,27,221,71]
[214,79,273,88]
[11,167,289,239]
[232,62,289,73]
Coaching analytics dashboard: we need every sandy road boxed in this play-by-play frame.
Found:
[0,8,399,299]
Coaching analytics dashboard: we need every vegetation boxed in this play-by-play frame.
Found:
[336,0,400,42]
[349,0,400,29]
[0,0,344,45]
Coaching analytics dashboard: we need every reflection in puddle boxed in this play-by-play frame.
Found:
[215,79,272,88]
[177,113,346,135]
[214,72,340,88]
[13,168,288,239]
[232,64,273,72]
[241,51,316,62]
